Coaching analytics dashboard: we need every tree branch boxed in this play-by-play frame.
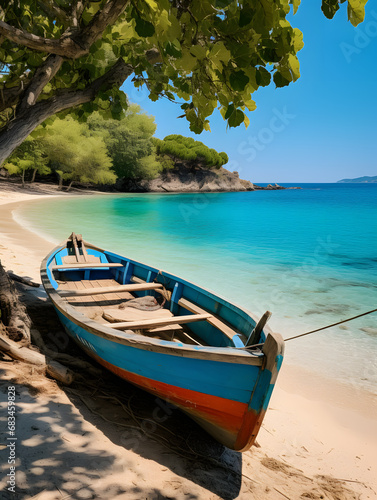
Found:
[71,0,88,28]
[0,0,129,59]
[0,20,83,58]
[17,54,63,113]
[74,0,129,51]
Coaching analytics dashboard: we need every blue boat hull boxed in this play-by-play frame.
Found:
[41,238,284,451]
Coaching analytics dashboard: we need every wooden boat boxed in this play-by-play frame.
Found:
[41,233,284,451]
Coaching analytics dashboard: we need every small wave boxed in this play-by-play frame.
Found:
[12,208,60,245]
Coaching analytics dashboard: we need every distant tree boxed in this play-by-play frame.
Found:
[154,135,229,170]
[0,0,368,164]
[87,105,161,180]
[41,117,116,190]
[4,136,50,187]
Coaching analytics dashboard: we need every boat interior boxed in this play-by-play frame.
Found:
[49,234,265,348]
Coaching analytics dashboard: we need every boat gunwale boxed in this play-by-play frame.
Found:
[41,240,277,365]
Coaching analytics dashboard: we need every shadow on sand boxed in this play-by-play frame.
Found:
[0,283,246,499]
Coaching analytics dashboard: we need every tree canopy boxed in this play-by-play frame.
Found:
[87,105,161,180]
[155,135,229,169]
[33,117,116,190]
[0,0,369,165]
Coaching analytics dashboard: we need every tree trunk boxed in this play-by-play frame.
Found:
[58,173,64,190]
[31,167,37,183]
[0,261,31,345]
[21,169,26,188]
[66,180,74,192]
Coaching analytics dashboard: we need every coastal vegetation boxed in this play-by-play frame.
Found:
[154,135,229,170]
[3,136,50,188]
[0,0,368,165]
[86,106,162,181]
[2,108,229,190]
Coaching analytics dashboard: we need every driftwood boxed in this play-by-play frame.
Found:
[0,260,75,384]
[7,271,40,288]
[0,261,31,344]
[31,328,102,377]
[0,333,74,384]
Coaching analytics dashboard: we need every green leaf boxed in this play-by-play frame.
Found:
[239,8,254,27]
[256,67,271,87]
[243,98,257,112]
[273,71,291,88]
[321,0,340,19]
[347,0,367,27]
[293,28,304,53]
[215,0,234,8]
[288,54,300,81]
[135,16,155,37]
[178,49,197,72]
[211,42,231,63]
[289,0,301,14]
[27,52,43,67]
[144,0,158,10]
[224,103,235,120]
[203,120,211,132]
[230,43,253,66]
[228,109,244,128]
[229,70,249,91]
[165,40,181,58]
[260,47,281,63]
[190,45,207,60]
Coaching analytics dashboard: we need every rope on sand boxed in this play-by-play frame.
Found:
[244,308,377,349]
[284,307,377,342]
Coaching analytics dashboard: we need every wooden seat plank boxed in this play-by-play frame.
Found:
[178,298,238,341]
[102,313,212,331]
[81,280,115,309]
[52,263,123,270]
[62,255,101,264]
[130,276,239,342]
[58,282,163,297]
[95,279,133,302]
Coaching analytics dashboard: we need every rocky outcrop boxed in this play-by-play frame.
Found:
[122,165,290,193]
[138,165,254,192]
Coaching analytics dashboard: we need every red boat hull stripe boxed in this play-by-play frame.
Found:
[94,354,261,449]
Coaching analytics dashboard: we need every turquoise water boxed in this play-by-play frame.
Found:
[15,184,377,392]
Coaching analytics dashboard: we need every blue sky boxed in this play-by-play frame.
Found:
[122,2,377,183]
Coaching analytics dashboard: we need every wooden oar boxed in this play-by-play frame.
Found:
[69,232,84,263]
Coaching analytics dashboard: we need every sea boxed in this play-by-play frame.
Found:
[14,183,377,393]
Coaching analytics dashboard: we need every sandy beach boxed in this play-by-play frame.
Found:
[1,180,376,500]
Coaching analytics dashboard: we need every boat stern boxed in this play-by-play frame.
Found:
[234,332,284,451]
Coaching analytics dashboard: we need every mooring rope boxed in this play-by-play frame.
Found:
[153,269,172,304]
[284,307,377,342]
[243,307,377,349]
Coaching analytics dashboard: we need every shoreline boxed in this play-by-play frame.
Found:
[1,181,376,498]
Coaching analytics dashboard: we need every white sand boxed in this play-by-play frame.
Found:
[1,180,376,499]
